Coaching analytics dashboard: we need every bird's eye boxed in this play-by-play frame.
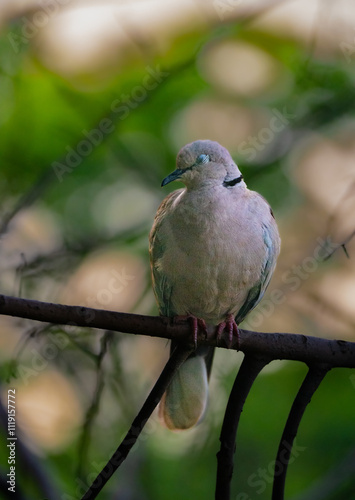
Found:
[196,154,210,164]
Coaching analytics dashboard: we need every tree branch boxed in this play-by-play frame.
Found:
[80,344,193,500]
[272,364,330,500]
[77,331,112,480]
[216,355,270,500]
[0,294,354,367]
[1,292,354,499]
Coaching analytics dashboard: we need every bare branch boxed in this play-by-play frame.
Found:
[0,294,355,368]
[272,365,330,500]
[322,229,355,261]
[77,331,112,480]
[80,344,193,500]
[216,356,270,500]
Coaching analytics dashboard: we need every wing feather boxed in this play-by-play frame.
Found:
[236,219,280,324]
[149,190,182,316]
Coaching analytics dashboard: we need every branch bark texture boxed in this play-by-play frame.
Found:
[0,294,354,367]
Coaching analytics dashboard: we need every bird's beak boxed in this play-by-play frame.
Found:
[161,168,184,187]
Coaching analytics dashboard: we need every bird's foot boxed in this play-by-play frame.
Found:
[174,314,207,348]
[216,314,239,349]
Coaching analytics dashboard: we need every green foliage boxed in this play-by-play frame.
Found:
[0,5,355,499]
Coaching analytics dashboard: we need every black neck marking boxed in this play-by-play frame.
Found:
[223,175,243,187]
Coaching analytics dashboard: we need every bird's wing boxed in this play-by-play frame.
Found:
[149,190,182,317]
[236,202,280,324]
[150,189,215,381]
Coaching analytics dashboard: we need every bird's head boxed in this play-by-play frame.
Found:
[161,140,245,191]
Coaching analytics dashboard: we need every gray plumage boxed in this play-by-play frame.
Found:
[149,140,280,430]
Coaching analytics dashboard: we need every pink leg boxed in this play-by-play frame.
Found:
[175,315,207,348]
[216,314,239,348]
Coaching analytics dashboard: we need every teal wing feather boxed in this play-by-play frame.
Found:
[236,220,279,324]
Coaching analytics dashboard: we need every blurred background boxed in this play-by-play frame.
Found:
[0,0,355,498]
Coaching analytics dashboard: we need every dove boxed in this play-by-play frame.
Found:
[149,140,280,430]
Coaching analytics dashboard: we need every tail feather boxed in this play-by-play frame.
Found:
[159,355,208,430]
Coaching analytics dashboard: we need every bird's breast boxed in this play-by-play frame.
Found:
[159,189,265,323]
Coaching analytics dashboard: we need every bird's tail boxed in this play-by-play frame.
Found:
[159,346,214,430]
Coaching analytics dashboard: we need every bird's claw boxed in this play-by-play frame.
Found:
[175,314,207,349]
[216,314,239,349]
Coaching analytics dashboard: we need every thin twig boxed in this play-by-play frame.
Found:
[12,323,52,364]
[80,344,193,500]
[77,331,112,479]
[322,229,355,261]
